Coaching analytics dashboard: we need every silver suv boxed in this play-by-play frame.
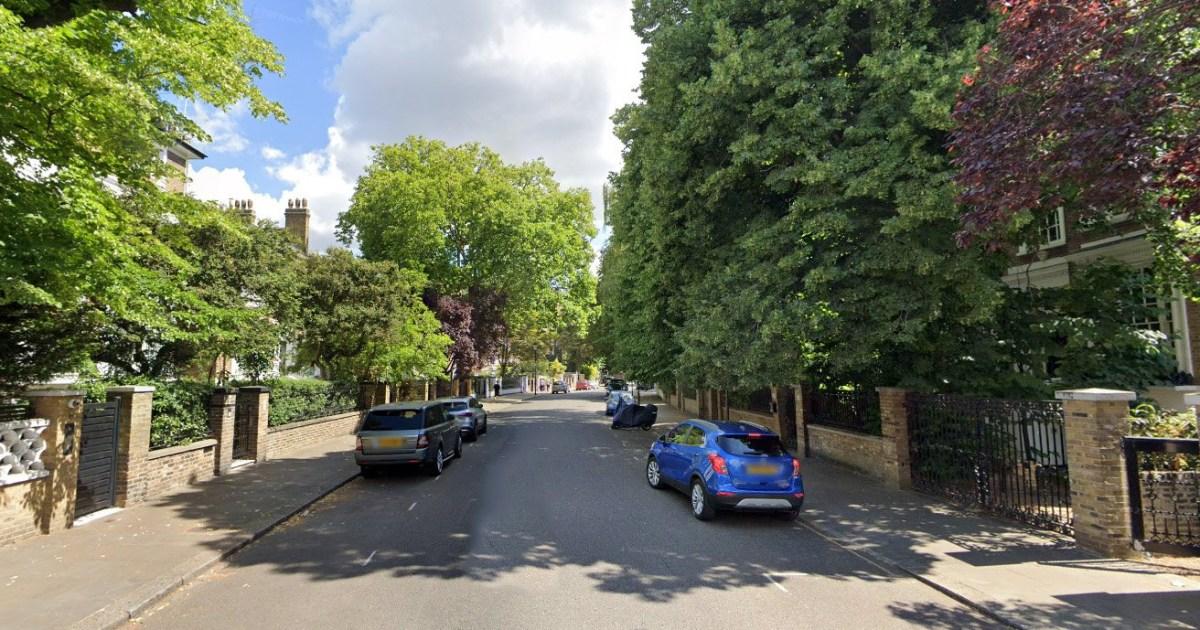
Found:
[355,401,462,477]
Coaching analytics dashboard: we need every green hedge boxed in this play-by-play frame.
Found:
[80,379,211,449]
[265,379,358,427]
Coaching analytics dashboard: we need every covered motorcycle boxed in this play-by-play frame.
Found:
[611,402,658,431]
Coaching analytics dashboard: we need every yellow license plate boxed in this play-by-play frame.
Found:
[377,437,406,448]
[747,464,779,475]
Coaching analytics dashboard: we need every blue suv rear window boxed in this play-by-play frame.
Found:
[718,435,785,456]
[362,409,424,431]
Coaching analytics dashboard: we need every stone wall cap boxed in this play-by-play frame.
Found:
[23,389,84,397]
[238,386,271,393]
[1054,388,1137,402]
[874,386,910,394]
[107,385,156,393]
[1184,393,1200,406]
[210,387,238,396]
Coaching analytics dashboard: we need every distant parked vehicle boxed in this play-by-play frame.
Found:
[441,396,488,441]
[605,390,634,416]
[646,420,804,521]
[355,401,462,477]
[606,378,627,392]
[575,380,590,391]
[552,381,569,394]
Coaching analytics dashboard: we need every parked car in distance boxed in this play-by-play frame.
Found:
[355,401,461,477]
[645,420,804,521]
[607,378,627,392]
[441,396,488,441]
[552,381,569,394]
[575,380,590,391]
[606,390,634,416]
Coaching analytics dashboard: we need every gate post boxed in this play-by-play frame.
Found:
[209,388,237,475]
[794,384,811,458]
[236,386,271,463]
[1055,388,1137,557]
[107,385,154,506]
[876,387,912,490]
[23,389,84,532]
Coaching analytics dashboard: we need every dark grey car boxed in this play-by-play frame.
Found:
[355,401,462,477]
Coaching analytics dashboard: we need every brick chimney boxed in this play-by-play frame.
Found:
[284,198,310,255]
[229,198,254,223]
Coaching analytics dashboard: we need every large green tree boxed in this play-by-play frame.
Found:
[598,0,1006,392]
[0,1,284,372]
[294,249,450,383]
[338,137,597,377]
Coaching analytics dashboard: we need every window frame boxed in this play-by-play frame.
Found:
[1018,206,1067,254]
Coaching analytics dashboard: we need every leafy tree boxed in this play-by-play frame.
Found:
[0,1,284,343]
[952,0,1200,282]
[599,0,1003,392]
[294,249,449,383]
[338,137,596,377]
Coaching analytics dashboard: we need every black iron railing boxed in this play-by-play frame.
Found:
[908,394,1072,534]
[808,389,881,435]
[1123,436,1199,555]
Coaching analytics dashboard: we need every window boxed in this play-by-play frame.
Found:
[1130,270,1172,333]
[361,409,423,431]
[682,426,706,447]
[670,425,695,445]
[447,401,468,411]
[718,435,786,456]
[1018,207,1067,253]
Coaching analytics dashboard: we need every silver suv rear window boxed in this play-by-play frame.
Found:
[362,409,423,431]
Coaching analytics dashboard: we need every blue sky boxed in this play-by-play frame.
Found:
[188,0,645,256]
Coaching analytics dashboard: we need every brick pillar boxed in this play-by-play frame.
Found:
[1056,388,1137,557]
[375,382,390,405]
[23,390,84,532]
[209,388,237,475]
[107,385,154,506]
[877,387,912,490]
[236,386,271,463]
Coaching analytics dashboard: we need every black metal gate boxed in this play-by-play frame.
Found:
[908,394,1072,534]
[76,400,120,519]
[1123,436,1200,555]
[233,395,253,460]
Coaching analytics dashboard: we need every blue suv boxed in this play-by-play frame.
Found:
[646,420,804,520]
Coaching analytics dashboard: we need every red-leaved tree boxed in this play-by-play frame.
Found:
[951,0,1200,253]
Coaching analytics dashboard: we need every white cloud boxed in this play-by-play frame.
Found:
[189,102,250,154]
[195,0,644,257]
[188,127,362,254]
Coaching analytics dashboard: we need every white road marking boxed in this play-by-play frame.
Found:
[764,571,809,593]
[408,501,417,511]
[361,550,376,567]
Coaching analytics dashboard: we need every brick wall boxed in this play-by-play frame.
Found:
[266,411,362,455]
[0,478,48,546]
[808,425,886,480]
[140,440,217,501]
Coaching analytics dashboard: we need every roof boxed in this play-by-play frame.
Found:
[369,401,441,411]
[684,419,774,435]
[436,396,472,403]
[170,139,207,161]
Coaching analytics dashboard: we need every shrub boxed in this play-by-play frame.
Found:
[79,377,211,449]
[1128,403,1198,472]
[265,378,358,427]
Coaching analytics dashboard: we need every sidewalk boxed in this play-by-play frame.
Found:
[651,398,1200,629]
[0,435,359,630]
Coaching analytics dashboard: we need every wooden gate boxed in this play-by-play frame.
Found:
[75,400,121,518]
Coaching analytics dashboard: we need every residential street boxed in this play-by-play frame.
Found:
[127,391,997,629]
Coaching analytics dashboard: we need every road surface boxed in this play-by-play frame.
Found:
[128,391,997,629]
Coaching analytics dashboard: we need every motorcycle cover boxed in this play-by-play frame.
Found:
[612,402,658,429]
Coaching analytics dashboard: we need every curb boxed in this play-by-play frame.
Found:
[794,517,1025,629]
[78,470,361,630]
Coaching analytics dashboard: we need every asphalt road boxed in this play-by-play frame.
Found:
[128,391,998,630]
